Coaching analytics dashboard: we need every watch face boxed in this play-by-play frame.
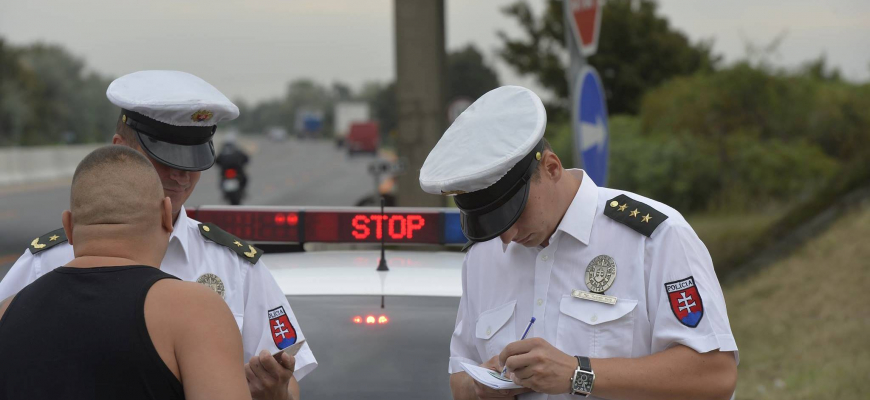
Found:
[573,371,594,394]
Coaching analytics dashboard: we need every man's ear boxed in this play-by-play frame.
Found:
[162,197,174,234]
[62,210,74,246]
[111,133,125,146]
[543,150,563,181]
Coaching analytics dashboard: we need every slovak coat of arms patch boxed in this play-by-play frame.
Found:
[664,276,704,328]
[267,306,298,349]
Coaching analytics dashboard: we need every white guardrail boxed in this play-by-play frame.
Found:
[0,134,241,187]
[0,144,101,187]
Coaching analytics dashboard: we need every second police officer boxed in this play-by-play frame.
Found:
[420,86,738,400]
[0,71,316,400]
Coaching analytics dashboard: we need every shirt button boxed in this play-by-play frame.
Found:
[486,327,492,336]
[542,255,549,261]
[591,315,598,323]
[536,298,543,306]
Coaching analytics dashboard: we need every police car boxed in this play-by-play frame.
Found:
[187,205,467,399]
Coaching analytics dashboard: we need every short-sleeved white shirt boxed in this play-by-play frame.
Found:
[0,206,317,380]
[449,170,737,400]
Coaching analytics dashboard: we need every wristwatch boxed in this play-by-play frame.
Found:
[570,356,595,396]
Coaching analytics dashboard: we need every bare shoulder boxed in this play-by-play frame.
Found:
[147,279,229,317]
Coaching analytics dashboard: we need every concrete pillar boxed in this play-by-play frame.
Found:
[394,0,446,207]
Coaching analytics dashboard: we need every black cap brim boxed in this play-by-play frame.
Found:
[136,131,216,171]
[460,179,531,242]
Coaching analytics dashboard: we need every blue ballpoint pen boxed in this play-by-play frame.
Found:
[502,317,536,377]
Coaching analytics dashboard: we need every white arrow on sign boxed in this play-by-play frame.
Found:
[579,116,606,152]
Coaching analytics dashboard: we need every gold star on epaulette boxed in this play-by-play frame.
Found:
[603,194,669,238]
[233,240,243,247]
[49,235,60,241]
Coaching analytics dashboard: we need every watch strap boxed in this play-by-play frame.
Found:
[575,355,591,372]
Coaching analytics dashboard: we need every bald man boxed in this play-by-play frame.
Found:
[0,146,252,400]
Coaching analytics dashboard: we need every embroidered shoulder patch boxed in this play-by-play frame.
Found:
[268,306,298,350]
[603,194,668,237]
[198,223,262,264]
[29,228,67,254]
[664,276,704,328]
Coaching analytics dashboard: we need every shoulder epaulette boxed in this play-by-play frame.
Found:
[29,228,67,254]
[603,194,668,237]
[198,223,263,264]
[461,240,476,252]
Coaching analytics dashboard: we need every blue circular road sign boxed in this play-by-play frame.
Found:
[572,65,609,186]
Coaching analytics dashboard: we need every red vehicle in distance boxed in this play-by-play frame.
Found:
[346,121,380,155]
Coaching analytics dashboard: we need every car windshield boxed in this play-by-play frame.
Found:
[289,294,459,399]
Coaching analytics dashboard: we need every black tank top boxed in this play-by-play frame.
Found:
[0,265,185,399]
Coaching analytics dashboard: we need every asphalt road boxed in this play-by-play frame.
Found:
[0,136,381,277]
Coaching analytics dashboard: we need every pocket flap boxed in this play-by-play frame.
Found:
[559,295,637,326]
[475,300,516,339]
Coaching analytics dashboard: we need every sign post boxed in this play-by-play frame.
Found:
[564,0,608,185]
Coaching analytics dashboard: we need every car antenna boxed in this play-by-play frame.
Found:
[377,196,389,272]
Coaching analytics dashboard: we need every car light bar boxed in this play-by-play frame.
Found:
[186,206,468,245]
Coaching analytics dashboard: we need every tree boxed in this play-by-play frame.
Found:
[360,44,500,137]
[498,0,720,116]
[0,39,115,146]
[446,45,500,101]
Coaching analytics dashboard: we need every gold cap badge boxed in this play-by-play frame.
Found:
[191,109,214,122]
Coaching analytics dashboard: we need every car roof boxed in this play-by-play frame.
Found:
[262,250,465,297]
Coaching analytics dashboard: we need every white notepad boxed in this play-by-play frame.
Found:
[459,362,523,390]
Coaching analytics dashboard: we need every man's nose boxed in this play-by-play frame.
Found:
[500,226,518,245]
[168,168,190,183]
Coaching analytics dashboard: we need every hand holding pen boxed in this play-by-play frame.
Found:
[502,317,536,377]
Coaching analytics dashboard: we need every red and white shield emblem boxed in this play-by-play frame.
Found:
[665,277,704,328]
[267,306,298,349]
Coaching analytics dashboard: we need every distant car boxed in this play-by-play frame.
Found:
[187,206,466,400]
[347,122,380,155]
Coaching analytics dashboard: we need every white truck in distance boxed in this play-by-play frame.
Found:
[334,102,370,147]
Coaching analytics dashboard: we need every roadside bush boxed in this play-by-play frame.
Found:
[545,114,841,213]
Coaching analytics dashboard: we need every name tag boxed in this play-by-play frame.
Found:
[571,289,617,305]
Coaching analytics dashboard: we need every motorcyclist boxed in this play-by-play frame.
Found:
[216,133,250,205]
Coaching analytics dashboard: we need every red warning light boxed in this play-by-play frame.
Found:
[286,213,299,226]
[224,169,238,179]
[378,315,388,324]
[365,315,376,324]
[274,213,286,225]
[352,316,362,324]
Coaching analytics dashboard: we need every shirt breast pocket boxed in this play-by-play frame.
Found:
[556,295,638,358]
[475,300,517,362]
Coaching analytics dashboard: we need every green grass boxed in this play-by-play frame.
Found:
[723,199,870,399]
[688,211,783,277]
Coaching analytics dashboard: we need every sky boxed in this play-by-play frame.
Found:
[0,0,868,104]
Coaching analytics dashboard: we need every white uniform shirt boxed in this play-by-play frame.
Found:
[0,206,317,380]
[449,170,737,400]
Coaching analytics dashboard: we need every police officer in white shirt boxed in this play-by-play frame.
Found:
[420,86,738,400]
[0,71,316,400]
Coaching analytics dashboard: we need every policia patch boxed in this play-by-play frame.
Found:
[604,194,668,237]
[29,228,67,254]
[198,223,263,264]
